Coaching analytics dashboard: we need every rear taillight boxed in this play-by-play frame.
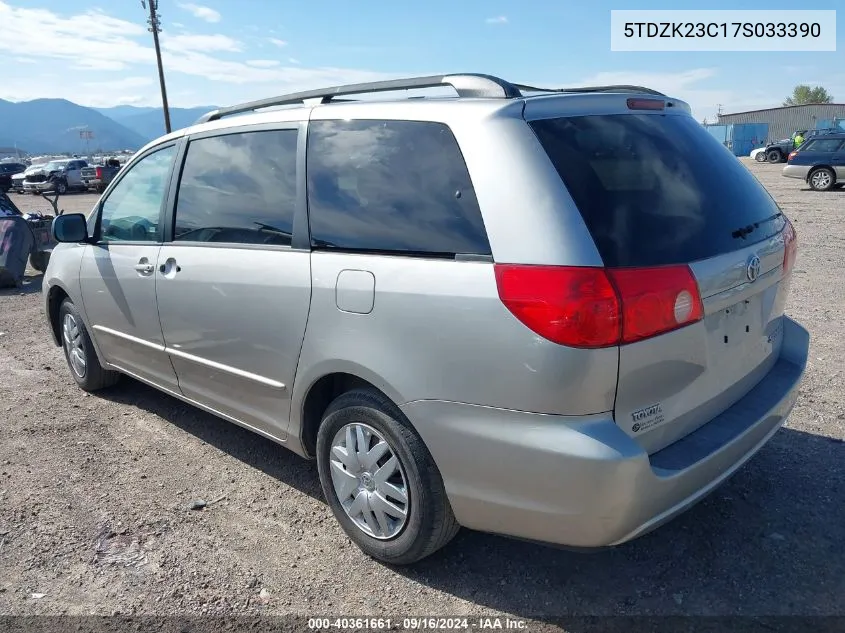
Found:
[607,266,703,344]
[788,151,798,160]
[494,265,620,348]
[95,167,103,178]
[494,264,703,348]
[782,217,797,274]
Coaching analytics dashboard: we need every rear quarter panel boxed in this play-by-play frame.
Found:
[289,252,619,443]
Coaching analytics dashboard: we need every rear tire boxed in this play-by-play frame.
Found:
[58,299,120,392]
[767,150,782,163]
[316,388,459,565]
[755,152,767,163]
[808,167,835,192]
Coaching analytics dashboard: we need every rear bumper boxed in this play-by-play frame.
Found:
[782,164,810,180]
[401,316,809,548]
[81,179,103,186]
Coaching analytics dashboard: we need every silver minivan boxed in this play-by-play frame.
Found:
[44,74,809,564]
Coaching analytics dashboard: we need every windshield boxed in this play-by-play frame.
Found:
[529,113,785,267]
[43,161,68,170]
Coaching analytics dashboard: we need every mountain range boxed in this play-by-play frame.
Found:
[0,99,218,155]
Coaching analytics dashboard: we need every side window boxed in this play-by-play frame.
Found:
[804,138,844,153]
[173,129,297,246]
[307,120,491,256]
[99,145,175,243]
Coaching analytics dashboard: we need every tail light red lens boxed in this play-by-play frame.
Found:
[494,264,703,348]
[95,167,103,178]
[782,217,797,274]
[788,151,798,160]
[606,266,703,344]
[494,265,620,348]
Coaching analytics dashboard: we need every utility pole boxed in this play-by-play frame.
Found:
[143,0,172,134]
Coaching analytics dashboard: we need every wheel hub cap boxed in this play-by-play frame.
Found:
[813,172,830,188]
[62,313,86,378]
[329,423,409,539]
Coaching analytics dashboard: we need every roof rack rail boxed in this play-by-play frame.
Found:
[514,83,667,97]
[195,73,522,124]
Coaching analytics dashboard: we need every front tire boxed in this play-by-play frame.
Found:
[29,250,50,272]
[767,150,782,163]
[316,388,459,565]
[755,151,767,163]
[59,299,120,391]
[808,167,835,191]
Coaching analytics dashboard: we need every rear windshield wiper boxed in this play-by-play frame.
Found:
[731,212,783,240]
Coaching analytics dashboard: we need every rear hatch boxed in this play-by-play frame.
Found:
[81,167,98,179]
[527,99,796,453]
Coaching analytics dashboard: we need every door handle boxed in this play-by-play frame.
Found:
[134,263,155,275]
[159,258,181,274]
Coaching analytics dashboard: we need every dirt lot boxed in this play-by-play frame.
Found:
[1,163,844,627]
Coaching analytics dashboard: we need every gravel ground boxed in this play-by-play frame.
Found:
[0,163,843,628]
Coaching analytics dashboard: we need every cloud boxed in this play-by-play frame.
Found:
[246,59,281,68]
[485,16,508,25]
[161,33,242,53]
[177,3,221,24]
[269,38,288,47]
[0,1,398,108]
[288,58,301,65]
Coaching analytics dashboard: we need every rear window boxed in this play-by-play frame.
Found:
[529,114,785,268]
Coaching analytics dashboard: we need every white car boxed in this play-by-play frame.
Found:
[750,147,768,162]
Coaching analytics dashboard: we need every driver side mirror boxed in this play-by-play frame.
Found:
[52,213,89,243]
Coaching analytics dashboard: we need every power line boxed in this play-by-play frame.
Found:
[142,0,172,134]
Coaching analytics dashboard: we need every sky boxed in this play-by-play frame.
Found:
[0,0,842,121]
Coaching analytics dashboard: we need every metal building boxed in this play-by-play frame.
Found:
[717,104,845,145]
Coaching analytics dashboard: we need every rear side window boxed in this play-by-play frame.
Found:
[529,114,785,267]
[802,138,844,153]
[174,129,297,246]
[307,120,490,257]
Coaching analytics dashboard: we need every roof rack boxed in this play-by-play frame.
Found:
[195,73,523,123]
[514,83,667,97]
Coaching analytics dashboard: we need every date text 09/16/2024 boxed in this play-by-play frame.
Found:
[307,617,528,630]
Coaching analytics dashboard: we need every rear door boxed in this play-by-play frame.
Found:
[827,139,845,179]
[528,105,795,453]
[155,124,311,440]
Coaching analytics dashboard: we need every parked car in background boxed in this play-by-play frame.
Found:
[10,164,46,194]
[44,74,808,565]
[0,162,27,192]
[81,158,123,193]
[783,133,845,191]
[764,128,843,164]
[750,147,767,162]
[23,158,88,195]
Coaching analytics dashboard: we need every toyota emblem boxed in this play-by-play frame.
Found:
[746,255,761,282]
